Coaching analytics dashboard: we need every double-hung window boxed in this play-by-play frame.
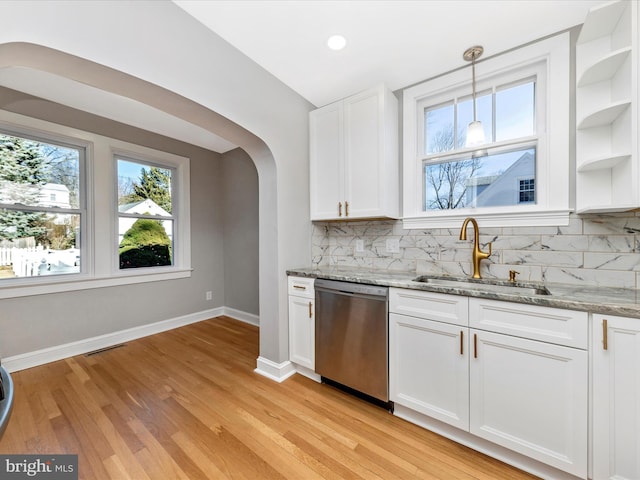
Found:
[0,129,84,279]
[0,109,191,298]
[116,157,175,270]
[403,33,571,228]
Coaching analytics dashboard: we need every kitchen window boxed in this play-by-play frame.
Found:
[0,110,191,299]
[402,33,571,228]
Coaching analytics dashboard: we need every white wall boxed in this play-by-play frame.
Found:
[0,0,313,367]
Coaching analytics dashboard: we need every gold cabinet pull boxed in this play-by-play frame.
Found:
[473,333,478,358]
[460,330,464,355]
[308,301,313,318]
[338,202,342,217]
[293,285,306,290]
[603,319,608,350]
[345,201,349,217]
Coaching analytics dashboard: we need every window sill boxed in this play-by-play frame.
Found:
[0,268,193,300]
[402,209,572,230]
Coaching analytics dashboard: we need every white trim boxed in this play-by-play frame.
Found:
[402,209,571,230]
[292,364,322,383]
[0,269,192,300]
[254,356,297,383]
[1,306,262,373]
[222,306,260,326]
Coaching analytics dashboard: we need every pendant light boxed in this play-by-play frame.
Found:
[464,45,485,147]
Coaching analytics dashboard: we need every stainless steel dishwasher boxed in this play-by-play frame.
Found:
[315,279,390,407]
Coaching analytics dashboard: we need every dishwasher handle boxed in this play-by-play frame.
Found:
[314,279,388,299]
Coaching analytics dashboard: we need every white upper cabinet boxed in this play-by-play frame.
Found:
[310,84,399,221]
[576,0,639,213]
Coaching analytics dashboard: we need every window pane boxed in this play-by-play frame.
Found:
[0,210,80,278]
[117,159,172,215]
[117,158,174,270]
[496,82,535,141]
[457,92,493,148]
[119,218,173,269]
[423,147,536,210]
[424,103,454,155]
[0,134,80,209]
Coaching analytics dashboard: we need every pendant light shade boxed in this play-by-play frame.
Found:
[466,120,485,146]
[464,46,485,148]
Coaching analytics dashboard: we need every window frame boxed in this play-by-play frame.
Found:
[0,109,191,299]
[113,151,184,275]
[402,32,571,229]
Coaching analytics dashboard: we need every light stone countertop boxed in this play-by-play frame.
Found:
[287,266,640,319]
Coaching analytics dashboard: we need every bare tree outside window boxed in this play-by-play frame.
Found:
[424,127,483,210]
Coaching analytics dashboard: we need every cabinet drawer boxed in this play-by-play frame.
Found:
[288,276,315,298]
[390,288,468,326]
[469,298,588,349]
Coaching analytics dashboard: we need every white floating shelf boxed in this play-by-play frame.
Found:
[577,153,631,172]
[577,47,631,87]
[577,100,631,129]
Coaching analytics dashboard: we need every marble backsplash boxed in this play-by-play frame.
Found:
[311,212,640,289]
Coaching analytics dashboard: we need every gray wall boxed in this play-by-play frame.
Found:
[221,148,259,316]
[0,88,227,358]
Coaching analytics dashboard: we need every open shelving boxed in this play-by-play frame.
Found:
[575,0,637,213]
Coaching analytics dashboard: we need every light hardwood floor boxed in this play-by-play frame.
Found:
[0,317,540,479]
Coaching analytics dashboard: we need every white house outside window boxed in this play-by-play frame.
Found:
[0,109,191,299]
[0,130,83,279]
[402,33,571,229]
[116,157,175,270]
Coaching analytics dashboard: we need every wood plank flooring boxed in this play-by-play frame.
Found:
[0,317,540,479]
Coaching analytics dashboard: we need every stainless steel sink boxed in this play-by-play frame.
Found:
[413,275,551,296]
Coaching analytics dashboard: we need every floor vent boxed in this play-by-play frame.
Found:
[85,344,126,356]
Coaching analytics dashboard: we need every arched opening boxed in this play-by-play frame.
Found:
[0,42,286,372]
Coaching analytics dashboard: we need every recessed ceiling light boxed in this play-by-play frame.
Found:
[327,34,347,51]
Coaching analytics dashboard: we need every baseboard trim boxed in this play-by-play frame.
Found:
[254,356,296,383]
[222,307,259,326]
[2,306,261,373]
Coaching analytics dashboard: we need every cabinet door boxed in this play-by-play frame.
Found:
[310,102,344,220]
[389,313,469,430]
[288,296,315,370]
[592,314,640,480]
[343,88,384,218]
[469,329,587,478]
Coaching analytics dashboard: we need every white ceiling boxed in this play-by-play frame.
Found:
[0,1,602,154]
[174,0,602,107]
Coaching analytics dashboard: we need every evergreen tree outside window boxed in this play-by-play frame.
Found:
[117,158,174,269]
[0,131,82,279]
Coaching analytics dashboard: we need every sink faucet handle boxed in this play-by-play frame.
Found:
[509,270,520,282]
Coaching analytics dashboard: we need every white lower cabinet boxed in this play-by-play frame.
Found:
[469,329,588,478]
[389,288,589,479]
[592,313,640,480]
[390,312,469,430]
[288,276,315,370]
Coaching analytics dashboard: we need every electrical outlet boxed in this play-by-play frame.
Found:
[355,239,364,252]
[205,291,213,301]
[386,238,400,253]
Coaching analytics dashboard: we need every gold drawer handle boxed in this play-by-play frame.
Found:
[308,301,313,318]
[293,285,306,290]
[603,319,608,350]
